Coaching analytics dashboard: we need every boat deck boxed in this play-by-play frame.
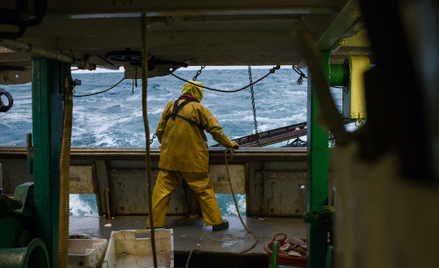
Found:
[69,215,306,254]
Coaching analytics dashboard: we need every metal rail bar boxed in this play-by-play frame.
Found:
[212,119,355,147]
[0,39,96,70]
[0,146,307,161]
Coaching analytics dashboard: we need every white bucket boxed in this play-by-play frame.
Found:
[102,229,174,268]
[68,239,107,268]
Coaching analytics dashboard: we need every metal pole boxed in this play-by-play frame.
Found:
[0,39,96,70]
[32,57,64,268]
[306,51,330,268]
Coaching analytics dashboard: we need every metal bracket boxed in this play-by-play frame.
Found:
[303,205,335,232]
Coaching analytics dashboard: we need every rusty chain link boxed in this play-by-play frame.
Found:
[192,66,206,81]
[248,66,260,144]
[150,133,157,145]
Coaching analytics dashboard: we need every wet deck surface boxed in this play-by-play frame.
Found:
[70,215,306,254]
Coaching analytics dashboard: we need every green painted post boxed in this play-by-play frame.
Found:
[32,57,64,268]
[329,63,348,87]
[306,51,331,268]
[26,133,33,174]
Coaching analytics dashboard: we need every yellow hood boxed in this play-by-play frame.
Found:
[181,80,204,102]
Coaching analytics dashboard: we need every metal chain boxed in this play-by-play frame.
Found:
[150,133,157,145]
[171,65,281,93]
[192,66,206,81]
[248,66,260,143]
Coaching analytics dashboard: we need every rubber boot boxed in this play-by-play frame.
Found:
[212,220,229,231]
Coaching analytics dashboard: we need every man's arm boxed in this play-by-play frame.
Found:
[156,102,172,143]
[202,107,239,148]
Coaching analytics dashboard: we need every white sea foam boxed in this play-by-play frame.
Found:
[226,195,246,216]
[69,194,98,216]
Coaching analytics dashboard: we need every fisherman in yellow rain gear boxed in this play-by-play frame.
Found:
[147,80,239,231]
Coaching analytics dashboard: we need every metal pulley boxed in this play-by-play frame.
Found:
[0,88,13,112]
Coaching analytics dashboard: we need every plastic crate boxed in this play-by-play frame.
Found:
[68,239,108,268]
[102,229,174,268]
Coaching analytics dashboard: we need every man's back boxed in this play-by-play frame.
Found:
[157,99,223,173]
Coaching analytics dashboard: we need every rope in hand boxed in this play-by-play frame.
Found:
[170,65,280,93]
[225,147,259,253]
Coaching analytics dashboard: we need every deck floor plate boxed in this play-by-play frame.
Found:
[69,215,306,254]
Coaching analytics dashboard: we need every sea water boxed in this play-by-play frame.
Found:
[0,66,350,216]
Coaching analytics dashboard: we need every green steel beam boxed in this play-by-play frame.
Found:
[306,51,331,268]
[32,58,64,268]
[329,63,348,87]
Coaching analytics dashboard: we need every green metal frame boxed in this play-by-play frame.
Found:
[31,57,65,268]
[306,51,331,268]
[306,52,349,268]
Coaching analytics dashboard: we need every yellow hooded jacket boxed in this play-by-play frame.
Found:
[156,81,234,173]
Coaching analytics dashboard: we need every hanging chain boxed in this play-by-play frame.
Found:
[150,133,157,145]
[132,79,135,94]
[192,66,206,81]
[248,66,260,144]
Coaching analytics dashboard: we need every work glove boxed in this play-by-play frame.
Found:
[231,141,240,149]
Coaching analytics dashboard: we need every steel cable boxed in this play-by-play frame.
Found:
[73,77,125,97]
[170,65,280,93]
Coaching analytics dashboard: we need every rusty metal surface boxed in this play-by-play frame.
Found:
[69,165,94,194]
[0,146,307,161]
[0,159,33,194]
[211,119,356,147]
[208,165,246,194]
[1,147,315,217]
[211,122,307,147]
[108,168,200,216]
[257,171,307,217]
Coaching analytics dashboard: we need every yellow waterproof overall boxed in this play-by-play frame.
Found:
[147,81,236,228]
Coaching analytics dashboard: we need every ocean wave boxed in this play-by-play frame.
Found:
[1,68,346,149]
[69,194,98,217]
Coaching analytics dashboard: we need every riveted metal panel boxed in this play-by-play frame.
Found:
[257,171,307,217]
[109,168,191,215]
[208,165,245,194]
[69,165,94,194]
